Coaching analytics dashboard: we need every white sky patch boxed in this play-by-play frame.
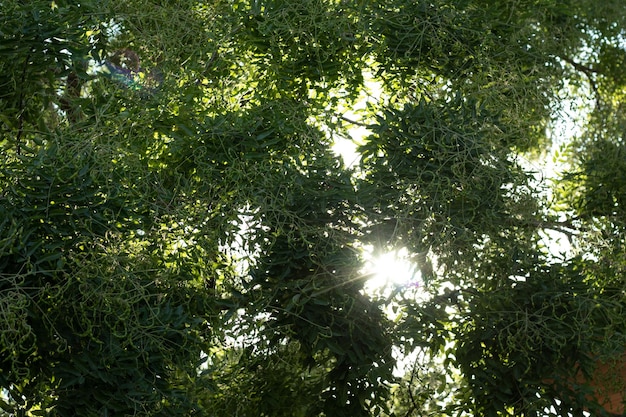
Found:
[220,206,267,277]
[332,137,361,168]
[533,76,593,259]
[331,69,383,168]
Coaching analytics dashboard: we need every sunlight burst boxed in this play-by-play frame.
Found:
[363,247,421,294]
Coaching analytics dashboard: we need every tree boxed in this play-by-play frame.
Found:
[1,0,625,416]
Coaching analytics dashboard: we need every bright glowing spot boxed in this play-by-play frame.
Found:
[363,247,420,294]
[332,137,361,168]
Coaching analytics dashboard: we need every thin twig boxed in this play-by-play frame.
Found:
[337,114,370,128]
[404,365,420,417]
[16,54,31,155]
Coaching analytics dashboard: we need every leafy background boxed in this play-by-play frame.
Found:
[1,0,626,416]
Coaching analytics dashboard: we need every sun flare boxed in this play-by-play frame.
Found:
[363,247,421,293]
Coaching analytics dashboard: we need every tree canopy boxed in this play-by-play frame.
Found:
[1,0,626,416]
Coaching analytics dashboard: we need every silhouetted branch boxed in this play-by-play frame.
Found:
[560,56,601,107]
[337,114,370,127]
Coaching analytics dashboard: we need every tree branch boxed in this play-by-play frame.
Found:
[560,56,601,75]
[560,56,601,107]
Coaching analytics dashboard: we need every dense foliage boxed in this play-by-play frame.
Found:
[1,0,625,416]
